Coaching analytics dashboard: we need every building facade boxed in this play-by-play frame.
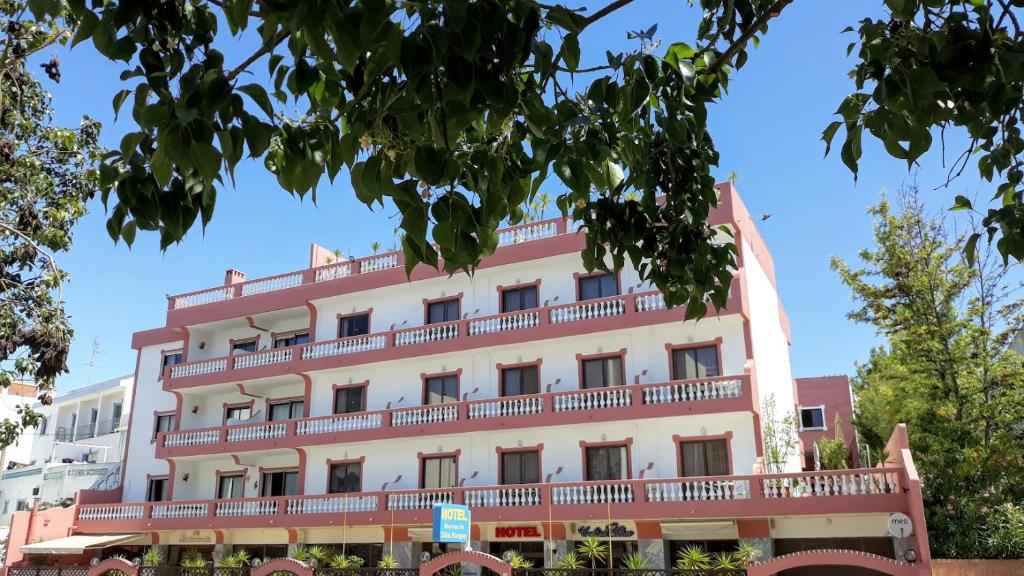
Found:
[2,185,932,575]
[0,383,39,473]
[0,375,133,527]
[794,375,859,470]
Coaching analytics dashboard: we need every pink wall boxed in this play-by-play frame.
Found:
[795,375,859,467]
[2,505,80,569]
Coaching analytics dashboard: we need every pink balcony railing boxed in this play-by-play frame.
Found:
[156,374,749,456]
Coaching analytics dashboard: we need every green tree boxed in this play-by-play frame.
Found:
[0,0,104,450]
[833,185,1024,559]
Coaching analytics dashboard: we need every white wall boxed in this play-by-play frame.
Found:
[122,344,179,502]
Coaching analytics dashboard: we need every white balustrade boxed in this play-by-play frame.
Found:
[360,253,400,273]
[468,396,543,419]
[394,323,460,347]
[233,348,293,369]
[634,292,666,312]
[225,422,287,443]
[216,500,279,517]
[240,273,303,296]
[296,413,383,435]
[645,479,749,502]
[553,387,632,412]
[151,503,209,519]
[551,482,635,505]
[302,334,386,360]
[387,491,453,510]
[549,298,626,324]
[391,405,458,427]
[497,221,558,246]
[78,505,144,520]
[172,287,235,309]
[643,378,743,404]
[468,311,540,335]
[169,358,228,378]
[287,495,378,514]
[465,487,541,507]
[761,472,897,498]
[163,429,220,448]
[315,263,352,282]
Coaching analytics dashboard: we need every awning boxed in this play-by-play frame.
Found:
[20,534,141,554]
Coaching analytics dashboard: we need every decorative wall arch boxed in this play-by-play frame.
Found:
[250,558,314,576]
[88,558,138,576]
[419,551,511,576]
[747,550,928,576]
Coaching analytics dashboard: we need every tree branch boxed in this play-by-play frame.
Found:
[709,0,794,74]
[225,31,290,83]
[580,0,636,30]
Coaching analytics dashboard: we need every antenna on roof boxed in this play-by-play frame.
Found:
[84,337,105,382]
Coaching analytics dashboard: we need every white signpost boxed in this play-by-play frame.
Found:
[888,512,914,538]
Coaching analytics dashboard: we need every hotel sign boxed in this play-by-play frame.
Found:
[576,522,636,539]
[493,526,542,539]
[432,503,471,543]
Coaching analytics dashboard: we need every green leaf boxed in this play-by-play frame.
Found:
[151,147,172,188]
[121,220,137,247]
[119,131,146,160]
[71,10,99,47]
[964,232,980,264]
[112,89,132,121]
[560,34,580,72]
[950,195,973,212]
[821,121,842,157]
[237,84,274,117]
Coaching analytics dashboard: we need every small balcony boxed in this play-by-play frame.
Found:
[156,374,752,458]
[163,286,739,391]
[73,467,907,532]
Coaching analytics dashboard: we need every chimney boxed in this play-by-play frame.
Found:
[224,269,246,285]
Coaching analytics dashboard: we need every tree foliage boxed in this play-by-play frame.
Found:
[833,185,1024,559]
[0,0,104,450]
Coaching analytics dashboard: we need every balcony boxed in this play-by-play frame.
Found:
[72,467,907,532]
[156,375,751,458]
[163,287,739,391]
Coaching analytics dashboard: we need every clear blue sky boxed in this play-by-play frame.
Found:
[45,2,990,390]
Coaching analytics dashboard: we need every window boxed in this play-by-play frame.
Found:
[581,356,624,389]
[329,462,362,494]
[501,286,538,313]
[334,386,366,414]
[153,414,175,440]
[424,375,459,405]
[217,474,244,499]
[586,445,629,481]
[671,346,720,379]
[426,298,460,324]
[112,402,123,421]
[274,331,309,348]
[232,338,258,354]
[339,313,370,338]
[501,365,539,396]
[146,477,168,502]
[1,500,7,514]
[501,450,540,485]
[38,417,47,436]
[225,404,252,422]
[800,406,826,430]
[15,499,31,512]
[260,470,299,497]
[680,439,729,477]
[269,400,304,421]
[422,456,457,489]
[577,273,618,300]
[162,351,183,367]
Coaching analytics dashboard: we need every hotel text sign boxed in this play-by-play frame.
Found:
[432,503,471,543]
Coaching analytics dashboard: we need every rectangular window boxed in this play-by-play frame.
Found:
[421,456,457,489]
[424,375,459,405]
[217,474,244,499]
[162,351,183,367]
[273,331,309,348]
[586,446,629,481]
[146,478,168,502]
[339,313,371,338]
[501,286,538,313]
[501,366,539,396]
[225,405,252,422]
[232,338,258,354]
[268,400,304,421]
[578,273,618,301]
[38,417,47,436]
[153,414,175,440]
[334,387,366,414]
[501,450,540,485]
[581,356,624,389]
[672,346,720,380]
[260,470,299,497]
[426,298,460,324]
[112,402,123,421]
[329,462,362,494]
[800,407,826,430]
[680,439,729,477]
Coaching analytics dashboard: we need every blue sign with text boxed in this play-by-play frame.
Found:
[432,503,471,543]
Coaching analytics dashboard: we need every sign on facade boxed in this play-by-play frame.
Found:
[576,522,636,539]
[887,512,913,538]
[432,503,471,543]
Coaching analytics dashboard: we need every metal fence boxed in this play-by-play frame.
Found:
[8,569,743,576]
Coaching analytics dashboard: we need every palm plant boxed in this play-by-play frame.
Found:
[180,548,208,568]
[732,541,763,568]
[370,241,381,254]
[576,537,609,571]
[327,554,364,569]
[141,548,164,567]
[501,550,533,569]
[619,552,648,570]
[219,549,252,568]
[673,546,710,571]
[376,554,400,569]
[292,545,329,567]
[711,552,740,570]
[555,551,585,569]
[442,564,462,576]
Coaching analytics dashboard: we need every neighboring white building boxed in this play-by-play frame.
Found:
[0,383,39,473]
[0,374,132,527]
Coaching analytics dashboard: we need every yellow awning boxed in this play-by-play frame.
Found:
[20,534,141,554]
